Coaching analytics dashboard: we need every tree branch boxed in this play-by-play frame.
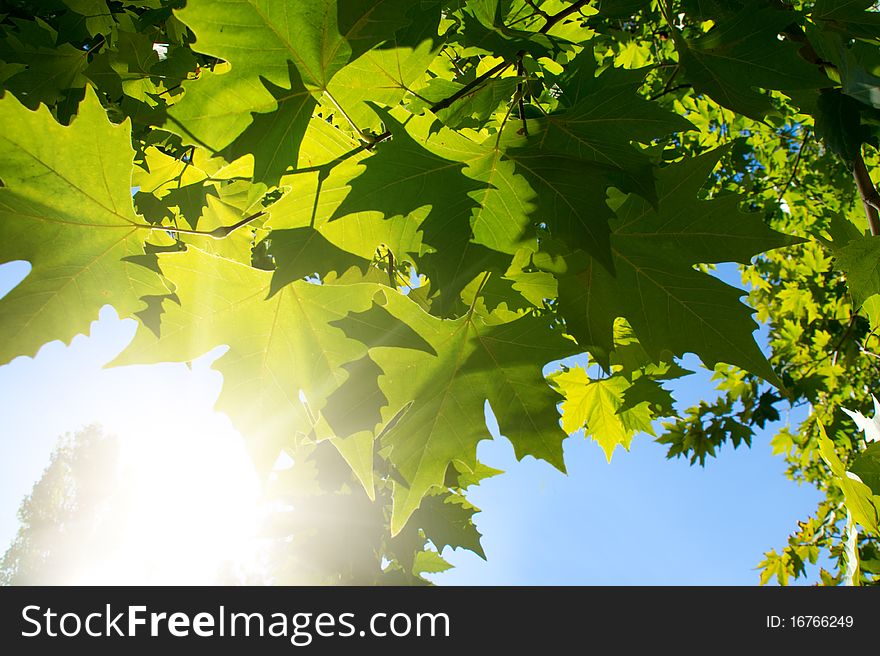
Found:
[648,83,692,101]
[774,129,810,207]
[431,60,512,112]
[853,150,880,236]
[540,0,591,33]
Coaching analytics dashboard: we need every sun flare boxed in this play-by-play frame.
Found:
[68,352,267,585]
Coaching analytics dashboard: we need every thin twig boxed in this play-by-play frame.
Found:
[649,64,680,101]
[431,60,512,112]
[860,347,880,361]
[648,83,692,101]
[317,59,512,154]
[442,47,465,77]
[539,0,592,33]
[524,0,550,21]
[775,129,810,207]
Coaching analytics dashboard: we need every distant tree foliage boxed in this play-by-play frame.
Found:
[0,425,120,585]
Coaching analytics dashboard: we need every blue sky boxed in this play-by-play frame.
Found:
[0,260,824,584]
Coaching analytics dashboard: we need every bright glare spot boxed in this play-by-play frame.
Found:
[152,43,169,61]
[63,346,266,584]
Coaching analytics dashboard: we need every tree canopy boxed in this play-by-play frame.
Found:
[1,0,879,585]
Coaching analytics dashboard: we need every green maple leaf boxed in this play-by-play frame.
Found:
[267,226,372,294]
[813,0,880,41]
[388,488,483,577]
[412,550,453,576]
[814,89,872,162]
[851,443,880,496]
[518,55,693,199]
[62,0,116,37]
[320,300,436,439]
[169,63,315,186]
[621,375,677,416]
[113,247,383,473]
[553,366,655,460]
[409,75,521,130]
[169,0,412,181]
[675,2,829,119]
[819,426,880,534]
[326,40,439,133]
[0,87,164,365]
[329,109,501,310]
[345,291,577,534]
[0,19,89,111]
[834,236,880,308]
[412,490,485,557]
[455,0,560,59]
[85,30,161,104]
[555,148,798,383]
[175,193,264,264]
[265,118,428,275]
[176,0,410,92]
[216,63,316,185]
[272,112,573,314]
[504,149,615,271]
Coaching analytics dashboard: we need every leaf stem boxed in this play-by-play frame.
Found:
[495,100,517,150]
[135,209,266,239]
[466,272,492,319]
[323,90,378,145]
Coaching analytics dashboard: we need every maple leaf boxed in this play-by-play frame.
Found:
[168,0,413,182]
[329,109,505,312]
[818,424,880,534]
[674,2,829,119]
[325,40,439,133]
[834,236,880,308]
[176,0,411,93]
[518,54,693,200]
[332,291,578,534]
[455,0,561,59]
[813,0,880,41]
[554,147,799,383]
[0,18,89,111]
[0,87,164,365]
[553,366,656,460]
[267,226,371,294]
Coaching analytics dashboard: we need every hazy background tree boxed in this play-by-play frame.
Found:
[1,425,122,584]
